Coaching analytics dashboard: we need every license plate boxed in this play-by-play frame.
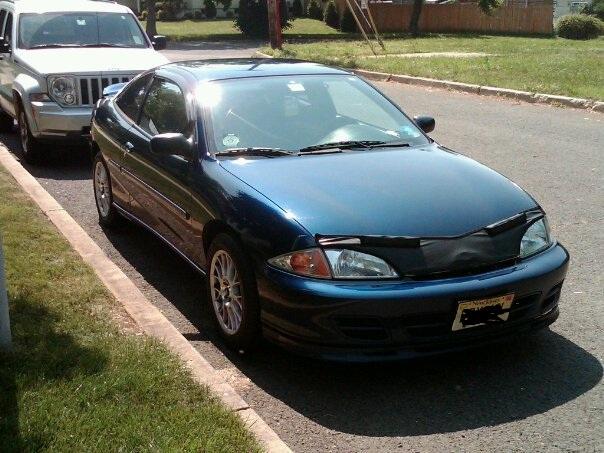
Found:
[452,294,515,331]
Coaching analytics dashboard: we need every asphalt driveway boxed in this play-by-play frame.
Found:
[1,68,602,450]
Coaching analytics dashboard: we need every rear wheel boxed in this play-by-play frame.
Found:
[207,234,260,351]
[17,103,45,165]
[93,152,122,228]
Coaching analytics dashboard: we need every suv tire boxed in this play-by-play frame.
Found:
[0,110,14,133]
[17,101,45,165]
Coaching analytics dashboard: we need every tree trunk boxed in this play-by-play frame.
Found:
[146,1,157,37]
[409,0,423,36]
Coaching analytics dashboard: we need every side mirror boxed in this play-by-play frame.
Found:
[151,35,167,51]
[150,133,192,159]
[0,37,10,54]
[414,116,435,134]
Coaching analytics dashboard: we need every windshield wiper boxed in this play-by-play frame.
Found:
[28,44,81,49]
[215,147,293,158]
[82,43,131,48]
[366,140,412,149]
[299,140,385,153]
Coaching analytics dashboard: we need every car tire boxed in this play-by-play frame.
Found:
[0,110,14,133]
[17,103,45,165]
[92,152,122,228]
[207,233,261,351]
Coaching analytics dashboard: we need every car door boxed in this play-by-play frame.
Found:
[120,76,196,258]
[96,72,154,209]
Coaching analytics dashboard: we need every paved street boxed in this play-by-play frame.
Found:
[1,47,602,451]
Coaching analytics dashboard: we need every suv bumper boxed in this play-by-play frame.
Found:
[29,101,92,140]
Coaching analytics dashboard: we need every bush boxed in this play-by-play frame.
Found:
[340,8,357,32]
[583,0,604,20]
[556,14,604,39]
[139,10,148,20]
[292,0,304,17]
[204,0,217,18]
[324,1,339,28]
[193,9,204,19]
[235,0,291,38]
[307,0,323,20]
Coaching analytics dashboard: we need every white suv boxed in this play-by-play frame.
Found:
[0,0,169,163]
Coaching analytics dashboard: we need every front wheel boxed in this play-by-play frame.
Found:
[93,152,122,228]
[17,104,45,165]
[207,234,260,351]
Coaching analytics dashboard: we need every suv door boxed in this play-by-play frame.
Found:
[121,76,196,258]
[0,8,13,114]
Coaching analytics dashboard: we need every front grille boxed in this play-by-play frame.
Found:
[77,75,134,106]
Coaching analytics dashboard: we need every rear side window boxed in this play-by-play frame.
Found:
[116,73,153,122]
[138,78,188,136]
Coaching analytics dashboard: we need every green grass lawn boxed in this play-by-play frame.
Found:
[146,18,343,41]
[264,35,604,100]
[0,167,260,452]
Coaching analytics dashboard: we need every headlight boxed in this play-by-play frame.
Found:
[48,76,77,106]
[520,218,552,258]
[325,249,398,279]
[268,248,399,279]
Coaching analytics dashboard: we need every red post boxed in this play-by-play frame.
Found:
[268,0,283,50]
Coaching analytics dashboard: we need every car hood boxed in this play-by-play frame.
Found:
[15,48,168,75]
[219,144,538,238]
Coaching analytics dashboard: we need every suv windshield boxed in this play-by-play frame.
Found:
[203,75,430,154]
[19,12,148,49]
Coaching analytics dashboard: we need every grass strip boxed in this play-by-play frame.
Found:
[0,166,261,452]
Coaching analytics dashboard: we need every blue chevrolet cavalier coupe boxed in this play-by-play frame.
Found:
[90,59,569,361]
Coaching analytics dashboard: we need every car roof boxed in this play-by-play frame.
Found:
[156,59,353,84]
[6,0,132,14]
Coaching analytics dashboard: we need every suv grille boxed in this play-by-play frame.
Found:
[77,75,134,106]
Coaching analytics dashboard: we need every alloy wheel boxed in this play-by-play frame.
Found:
[210,250,244,335]
[94,160,111,218]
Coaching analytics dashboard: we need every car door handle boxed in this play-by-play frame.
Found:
[122,142,134,153]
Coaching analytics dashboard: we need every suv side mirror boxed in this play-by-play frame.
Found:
[414,116,435,134]
[151,35,167,51]
[150,133,192,159]
[0,37,10,54]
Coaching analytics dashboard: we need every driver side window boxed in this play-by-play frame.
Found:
[138,78,188,136]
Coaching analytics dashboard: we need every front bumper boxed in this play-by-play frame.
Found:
[257,243,570,361]
[29,101,92,140]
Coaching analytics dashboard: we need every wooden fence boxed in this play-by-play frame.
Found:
[336,2,554,35]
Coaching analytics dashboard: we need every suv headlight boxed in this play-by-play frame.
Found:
[48,76,78,106]
[268,248,399,279]
[520,218,552,259]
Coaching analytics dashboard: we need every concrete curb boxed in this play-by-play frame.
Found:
[0,145,291,453]
[254,51,602,112]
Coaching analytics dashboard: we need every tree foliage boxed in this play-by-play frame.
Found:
[204,0,218,18]
[340,8,356,32]
[582,0,604,20]
[307,0,324,20]
[324,1,339,28]
[234,0,291,38]
[292,0,304,17]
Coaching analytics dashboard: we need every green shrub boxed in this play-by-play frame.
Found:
[193,9,204,19]
[307,0,323,20]
[235,0,291,38]
[204,0,217,18]
[156,9,165,20]
[292,0,304,17]
[556,14,604,39]
[582,0,604,20]
[340,8,357,32]
[324,1,339,28]
[139,10,148,20]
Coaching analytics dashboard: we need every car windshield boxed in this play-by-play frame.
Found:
[201,75,430,154]
[19,12,148,49]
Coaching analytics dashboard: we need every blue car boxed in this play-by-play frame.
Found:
[90,59,569,361]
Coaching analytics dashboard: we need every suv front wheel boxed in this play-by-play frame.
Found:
[17,102,45,164]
